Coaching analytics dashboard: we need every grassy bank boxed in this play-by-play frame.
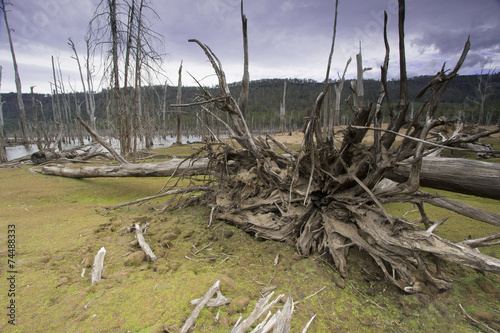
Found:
[0,161,499,332]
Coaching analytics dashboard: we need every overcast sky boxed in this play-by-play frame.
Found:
[1,0,499,94]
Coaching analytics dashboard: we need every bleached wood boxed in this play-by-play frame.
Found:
[40,158,209,178]
[231,292,284,333]
[135,223,157,262]
[76,116,129,165]
[91,247,106,285]
[272,295,293,332]
[190,290,231,307]
[180,280,220,333]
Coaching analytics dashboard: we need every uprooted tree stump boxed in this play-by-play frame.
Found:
[37,0,500,295]
[170,0,500,294]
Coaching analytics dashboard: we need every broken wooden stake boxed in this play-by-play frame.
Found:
[91,247,106,285]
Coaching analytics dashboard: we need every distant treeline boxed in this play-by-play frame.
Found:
[2,73,499,135]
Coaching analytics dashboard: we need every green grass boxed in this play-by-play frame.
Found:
[0,164,499,332]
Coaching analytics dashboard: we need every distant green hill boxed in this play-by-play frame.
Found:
[1,73,499,135]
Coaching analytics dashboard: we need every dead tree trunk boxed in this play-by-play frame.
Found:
[175,61,183,145]
[2,0,29,144]
[279,80,286,133]
[238,0,249,120]
[0,65,7,163]
[390,156,500,200]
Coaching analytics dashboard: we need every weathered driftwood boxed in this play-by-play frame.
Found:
[77,116,129,164]
[91,247,106,285]
[35,0,500,296]
[39,158,209,178]
[190,290,231,307]
[181,280,221,333]
[272,295,294,333]
[390,157,500,200]
[302,315,317,333]
[134,223,157,262]
[231,292,285,333]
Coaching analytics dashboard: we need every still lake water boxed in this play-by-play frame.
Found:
[5,135,202,161]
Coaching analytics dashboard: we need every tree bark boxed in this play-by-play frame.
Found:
[39,158,210,178]
[77,116,129,165]
[390,157,500,200]
[238,0,249,120]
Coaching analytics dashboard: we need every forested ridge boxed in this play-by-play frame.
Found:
[2,73,499,135]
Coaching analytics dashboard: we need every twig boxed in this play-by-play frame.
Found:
[303,286,326,301]
[459,304,498,333]
[208,206,215,227]
[110,185,211,210]
[350,283,387,311]
[219,256,230,265]
[295,286,326,305]
[195,242,213,254]
[302,314,317,333]
[268,270,276,284]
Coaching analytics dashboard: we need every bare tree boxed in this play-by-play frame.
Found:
[0,66,7,163]
[238,0,249,120]
[329,57,351,138]
[175,61,183,145]
[468,61,496,125]
[68,38,96,131]
[88,0,164,157]
[1,0,29,143]
[279,80,286,133]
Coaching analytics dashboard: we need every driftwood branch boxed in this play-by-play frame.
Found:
[38,158,210,178]
[134,223,157,262]
[180,280,221,333]
[76,116,129,165]
[231,292,284,333]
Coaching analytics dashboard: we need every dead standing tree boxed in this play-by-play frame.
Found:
[180,0,500,293]
[1,0,29,144]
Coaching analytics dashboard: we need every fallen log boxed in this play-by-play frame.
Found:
[390,157,500,200]
[37,154,500,202]
[38,158,210,178]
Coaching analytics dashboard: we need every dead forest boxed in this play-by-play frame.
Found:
[1,0,500,304]
[22,0,500,297]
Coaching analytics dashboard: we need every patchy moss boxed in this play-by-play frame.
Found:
[0,166,499,332]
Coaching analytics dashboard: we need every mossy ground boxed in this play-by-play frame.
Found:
[0,150,499,332]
